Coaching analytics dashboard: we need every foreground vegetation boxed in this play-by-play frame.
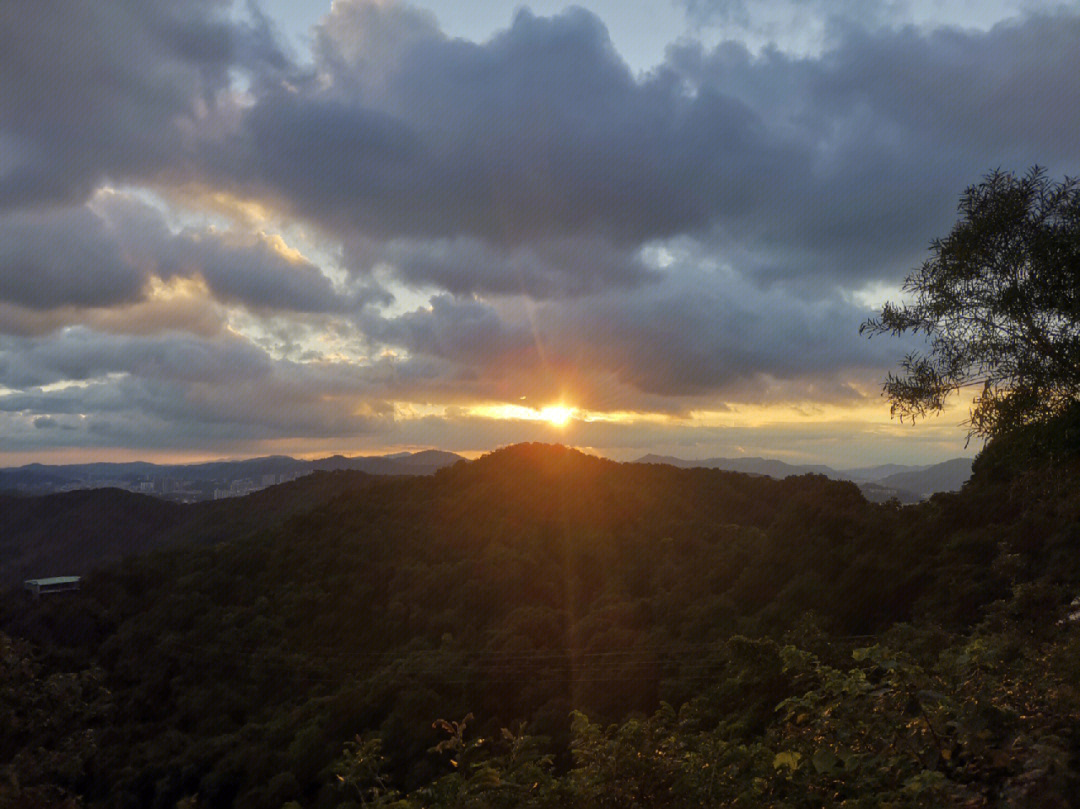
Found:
[3,433,1080,808]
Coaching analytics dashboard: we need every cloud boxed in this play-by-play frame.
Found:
[192,2,1079,298]
[679,0,904,43]
[0,206,145,310]
[0,329,271,390]
[370,259,921,409]
[3,1,1079,460]
[0,285,228,339]
[656,11,1080,287]
[805,15,1080,158]
[0,0,251,207]
[0,329,394,450]
[390,411,957,466]
[9,1,1080,296]
[344,234,657,298]
[96,193,356,314]
[212,5,781,249]
[0,194,368,333]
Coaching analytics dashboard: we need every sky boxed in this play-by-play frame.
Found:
[1,0,1078,467]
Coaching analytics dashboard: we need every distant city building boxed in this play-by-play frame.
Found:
[226,478,259,496]
[24,576,81,599]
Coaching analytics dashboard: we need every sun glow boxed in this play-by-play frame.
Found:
[459,402,585,426]
[539,405,574,427]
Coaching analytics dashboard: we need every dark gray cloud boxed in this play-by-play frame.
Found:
[369,295,532,369]
[213,5,781,249]
[0,326,414,406]
[0,0,248,207]
[0,329,392,448]
[192,3,1080,296]
[0,329,274,390]
[8,1,1080,294]
[371,263,920,408]
[807,16,1080,157]
[664,11,1080,283]
[0,206,145,309]
[0,195,362,329]
[343,234,657,298]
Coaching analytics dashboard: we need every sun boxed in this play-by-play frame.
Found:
[539,405,574,427]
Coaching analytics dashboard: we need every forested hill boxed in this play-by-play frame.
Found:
[0,470,381,588]
[4,442,1080,807]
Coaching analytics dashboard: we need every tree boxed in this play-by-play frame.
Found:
[862,167,1080,441]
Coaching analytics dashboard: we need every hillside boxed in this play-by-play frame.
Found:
[0,470,377,588]
[0,488,183,588]
[2,442,1079,808]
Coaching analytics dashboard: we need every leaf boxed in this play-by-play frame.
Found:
[812,749,838,773]
[773,751,801,772]
[903,770,947,794]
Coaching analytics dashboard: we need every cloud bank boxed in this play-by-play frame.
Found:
[1,0,1077,462]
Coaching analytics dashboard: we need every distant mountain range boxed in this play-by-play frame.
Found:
[0,450,465,498]
[635,454,974,502]
[0,447,972,504]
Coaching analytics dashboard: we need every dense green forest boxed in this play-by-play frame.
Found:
[4,431,1080,808]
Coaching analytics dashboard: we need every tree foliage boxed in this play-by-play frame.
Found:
[6,444,1080,806]
[863,167,1080,440]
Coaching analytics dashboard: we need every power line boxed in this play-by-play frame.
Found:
[122,634,884,686]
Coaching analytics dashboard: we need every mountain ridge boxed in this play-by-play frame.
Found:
[0,450,465,495]
[1,447,972,501]
[635,452,973,500]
